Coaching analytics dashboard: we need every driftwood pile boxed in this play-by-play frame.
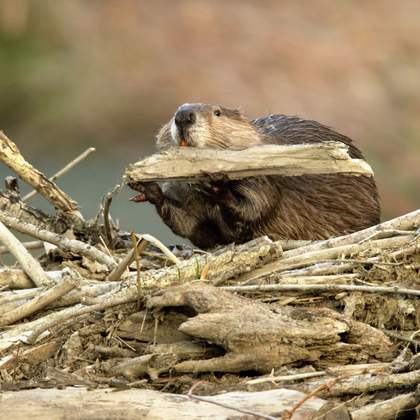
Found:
[1,130,420,419]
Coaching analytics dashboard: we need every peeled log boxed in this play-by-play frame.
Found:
[126,142,374,183]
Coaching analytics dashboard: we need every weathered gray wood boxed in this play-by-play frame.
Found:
[126,142,374,183]
[0,386,327,420]
[145,283,396,375]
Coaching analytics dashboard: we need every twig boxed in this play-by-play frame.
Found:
[283,377,343,419]
[102,184,122,249]
[0,131,83,221]
[0,287,46,305]
[22,147,96,202]
[106,236,150,282]
[0,220,51,287]
[131,231,142,311]
[247,371,326,385]
[239,235,415,284]
[381,328,420,346]
[27,294,137,344]
[187,381,279,420]
[222,283,420,297]
[0,211,117,271]
[0,241,43,255]
[141,234,181,264]
[0,269,82,327]
[297,369,420,397]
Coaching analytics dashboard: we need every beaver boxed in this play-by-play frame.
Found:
[128,103,380,248]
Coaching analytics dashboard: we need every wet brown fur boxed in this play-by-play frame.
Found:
[139,103,380,248]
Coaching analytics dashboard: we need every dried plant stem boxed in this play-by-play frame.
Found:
[22,147,95,202]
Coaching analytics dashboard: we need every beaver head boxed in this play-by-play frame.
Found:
[157,103,266,151]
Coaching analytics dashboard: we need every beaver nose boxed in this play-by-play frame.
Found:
[174,106,196,127]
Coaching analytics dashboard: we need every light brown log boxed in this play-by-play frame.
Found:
[0,386,327,420]
[126,142,374,183]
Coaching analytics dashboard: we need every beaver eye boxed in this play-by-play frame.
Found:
[214,110,221,117]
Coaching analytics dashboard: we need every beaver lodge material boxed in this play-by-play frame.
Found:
[1,130,420,419]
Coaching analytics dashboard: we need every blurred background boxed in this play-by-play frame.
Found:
[0,0,419,245]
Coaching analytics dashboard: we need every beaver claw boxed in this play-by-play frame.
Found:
[196,170,236,205]
[127,181,165,206]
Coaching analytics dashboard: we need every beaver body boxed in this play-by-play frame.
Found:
[130,103,380,248]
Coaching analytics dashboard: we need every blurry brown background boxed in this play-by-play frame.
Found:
[1,0,419,245]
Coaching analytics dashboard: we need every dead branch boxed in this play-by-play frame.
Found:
[106,237,150,282]
[222,283,420,297]
[0,269,82,327]
[22,147,96,202]
[296,369,420,397]
[0,240,43,254]
[0,287,46,305]
[126,141,373,183]
[0,387,328,419]
[351,390,420,420]
[0,220,51,287]
[238,234,415,283]
[27,294,137,344]
[0,210,117,271]
[146,283,395,374]
[247,371,327,384]
[0,267,37,289]
[0,189,71,235]
[0,131,84,223]
[187,381,279,420]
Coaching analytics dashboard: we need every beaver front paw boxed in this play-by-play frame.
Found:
[196,170,236,205]
[127,181,165,206]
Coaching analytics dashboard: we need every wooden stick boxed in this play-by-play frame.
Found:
[0,240,43,254]
[22,147,95,202]
[222,283,420,297]
[0,269,81,327]
[131,231,142,311]
[247,371,326,384]
[187,381,279,420]
[141,234,181,264]
[106,236,150,282]
[0,221,51,287]
[238,233,416,283]
[127,141,374,183]
[0,131,83,220]
[0,287,46,305]
[27,294,137,344]
[0,211,117,271]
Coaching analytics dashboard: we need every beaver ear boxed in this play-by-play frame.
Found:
[233,107,244,116]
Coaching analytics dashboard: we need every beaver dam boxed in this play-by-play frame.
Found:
[1,129,420,419]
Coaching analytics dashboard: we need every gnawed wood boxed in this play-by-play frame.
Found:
[143,283,396,375]
[126,142,374,183]
[0,131,84,222]
[0,386,328,420]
